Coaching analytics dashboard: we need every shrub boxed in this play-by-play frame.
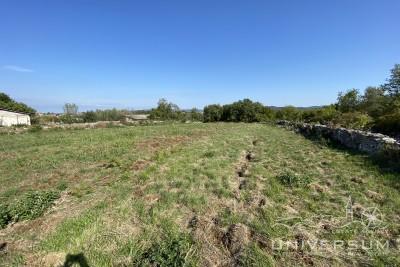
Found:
[302,105,339,124]
[333,112,372,130]
[373,111,400,136]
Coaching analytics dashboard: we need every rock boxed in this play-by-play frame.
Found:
[223,223,251,256]
[276,121,400,159]
[246,152,256,161]
[366,190,384,202]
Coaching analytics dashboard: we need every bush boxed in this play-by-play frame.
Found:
[373,111,400,136]
[302,105,339,124]
[59,114,83,124]
[333,112,372,130]
[276,106,302,121]
[203,104,223,122]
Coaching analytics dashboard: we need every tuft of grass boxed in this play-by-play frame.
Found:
[277,171,311,187]
[8,190,60,222]
[134,233,196,267]
[0,203,11,229]
[0,190,60,229]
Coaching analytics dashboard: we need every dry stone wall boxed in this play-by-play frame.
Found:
[277,120,400,159]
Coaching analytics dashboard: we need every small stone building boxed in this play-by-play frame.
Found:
[0,108,31,126]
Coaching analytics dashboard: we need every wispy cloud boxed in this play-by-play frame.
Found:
[3,65,34,72]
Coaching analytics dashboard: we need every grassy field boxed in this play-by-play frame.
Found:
[0,123,399,266]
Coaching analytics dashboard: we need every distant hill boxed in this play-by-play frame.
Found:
[267,105,324,111]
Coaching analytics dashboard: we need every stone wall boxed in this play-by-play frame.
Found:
[277,120,400,159]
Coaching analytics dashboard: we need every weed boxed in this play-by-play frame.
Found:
[134,233,196,267]
[56,180,68,191]
[0,190,60,229]
[8,190,60,221]
[202,150,215,158]
[277,171,311,187]
[0,203,11,229]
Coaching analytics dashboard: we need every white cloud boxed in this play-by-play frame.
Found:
[3,65,34,72]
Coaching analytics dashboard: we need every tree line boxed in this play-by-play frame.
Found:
[203,64,400,137]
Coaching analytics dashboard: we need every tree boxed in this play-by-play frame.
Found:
[372,96,400,135]
[220,99,269,122]
[360,86,388,118]
[336,89,361,113]
[276,106,302,121]
[188,108,203,121]
[149,98,180,120]
[82,111,97,122]
[301,105,339,124]
[0,93,12,103]
[63,103,79,115]
[203,104,223,122]
[0,91,36,114]
[383,64,400,96]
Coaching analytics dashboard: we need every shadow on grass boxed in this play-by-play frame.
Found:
[63,253,90,267]
[306,135,400,189]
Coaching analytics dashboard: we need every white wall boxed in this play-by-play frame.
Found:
[0,110,31,126]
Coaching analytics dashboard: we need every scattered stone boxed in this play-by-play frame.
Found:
[188,215,199,229]
[223,223,251,256]
[325,179,334,187]
[41,252,66,267]
[237,167,250,177]
[212,217,221,226]
[321,223,332,232]
[351,177,364,184]
[238,179,247,190]
[352,203,365,219]
[0,242,7,253]
[246,152,256,161]
[366,190,384,202]
[309,183,326,193]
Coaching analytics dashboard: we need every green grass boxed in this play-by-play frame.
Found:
[0,123,399,266]
[0,190,60,229]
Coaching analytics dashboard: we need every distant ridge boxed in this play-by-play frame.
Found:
[267,105,324,111]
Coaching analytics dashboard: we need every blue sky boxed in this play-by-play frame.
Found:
[1,0,399,112]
